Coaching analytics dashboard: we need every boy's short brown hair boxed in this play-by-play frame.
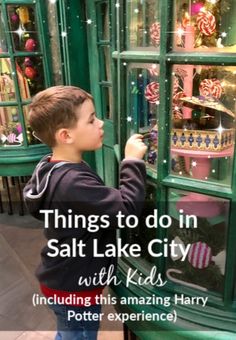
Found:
[29,85,93,147]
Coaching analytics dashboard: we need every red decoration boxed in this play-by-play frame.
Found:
[25,38,37,52]
[24,66,37,80]
[196,11,216,36]
[144,82,160,104]
[188,242,212,269]
[173,91,186,105]
[199,79,222,98]
[150,22,161,47]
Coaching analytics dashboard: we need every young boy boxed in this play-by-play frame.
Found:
[23,86,147,340]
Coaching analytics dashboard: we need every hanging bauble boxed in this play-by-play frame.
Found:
[18,6,30,25]
[23,57,33,67]
[11,13,19,24]
[150,22,161,47]
[199,79,222,98]
[196,11,216,36]
[24,66,37,80]
[25,38,37,52]
[191,3,204,16]
[144,82,160,104]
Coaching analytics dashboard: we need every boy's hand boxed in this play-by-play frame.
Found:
[124,134,148,160]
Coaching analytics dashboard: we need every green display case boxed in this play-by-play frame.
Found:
[86,0,236,338]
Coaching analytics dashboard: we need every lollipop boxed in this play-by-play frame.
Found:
[144,82,160,104]
[150,22,161,47]
[196,11,216,36]
[199,79,222,99]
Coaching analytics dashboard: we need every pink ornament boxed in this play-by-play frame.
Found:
[188,242,212,269]
[191,3,204,16]
[16,124,22,134]
[144,82,160,104]
[199,79,222,98]
[150,22,161,47]
[11,13,19,23]
[7,133,17,144]
[25,38,37,52]
[24,66,37,80]
[196,11,216,36]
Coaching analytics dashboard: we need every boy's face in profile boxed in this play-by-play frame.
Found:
[69,99,104,152]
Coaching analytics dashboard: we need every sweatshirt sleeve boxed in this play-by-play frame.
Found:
[55,159,146,226]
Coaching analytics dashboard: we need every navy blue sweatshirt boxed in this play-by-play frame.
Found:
[23,155,146,292]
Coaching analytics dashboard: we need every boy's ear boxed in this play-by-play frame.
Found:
[55,128,73,144]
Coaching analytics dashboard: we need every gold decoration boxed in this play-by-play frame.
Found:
[17,6,30,25]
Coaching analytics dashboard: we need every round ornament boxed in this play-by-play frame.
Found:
[191,2,204,15]
[199,79,222,98]
[144,82,160,104]
[24,66,37,80]
[23,57,33,67]
[11,13,19,24]
[150,22,161,47]
[188,242,212,269]
[25,38,36,52]
[196,11,216,36]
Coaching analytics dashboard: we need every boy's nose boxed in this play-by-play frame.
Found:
[99,119,104,128]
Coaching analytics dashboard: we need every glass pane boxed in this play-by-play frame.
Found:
[122,183,157,265]
[173,1,236,53]
[167,188,229,294]
[7,5,40,52]
[101,86,113,120]
[170,64,236,187]
[96,2,110,41]
[128,63,159,171]
[15,56,45,99]
[0,107,23,146]
[99,46,111,82]
[46,0,63,85]
[0,6,8,52]
[127,0,160,50]
[23,105,40,145]
[0,58,16,101]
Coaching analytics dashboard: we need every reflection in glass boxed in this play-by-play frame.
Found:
[99,46,111,82]
[0,6,7,52]
[0,107,23,146]
[96,2,110,41]
[7,5,39,52]
[173,0,236,53]
[128,63,159,170]
[16,56,45,98]
[46,1,63,85]
[23,106,40,145]
[0,58,16,101]
[101,86,113,120]
[167,188,228,294]
[170,65,236,186]
[127,0,160,50]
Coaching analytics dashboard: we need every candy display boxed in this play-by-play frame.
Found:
[149,22,161,47]
[196,10,216,36]
[144,81,160,104]
[199,79,222,99]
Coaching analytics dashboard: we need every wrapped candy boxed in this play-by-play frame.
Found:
[7,133,17,144]
[199,79,222,99]
[150,22,160,47]
[144,82,160,104]
[196,11,216,36]
[171,237,226,275]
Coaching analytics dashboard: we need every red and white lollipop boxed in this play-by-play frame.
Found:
[144,82,160,104]
[150,22,161,47]
[199,79,222,99]
[196,11,216,36]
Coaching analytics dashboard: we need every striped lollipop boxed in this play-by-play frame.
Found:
[144,82,160,104]
[196,11,216,36]
[150,22,161,47]
[199,79,222,99]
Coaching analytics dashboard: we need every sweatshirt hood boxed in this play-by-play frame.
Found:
[23,155,69,218]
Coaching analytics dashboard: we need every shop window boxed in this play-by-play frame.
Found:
[0,1,61,148]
